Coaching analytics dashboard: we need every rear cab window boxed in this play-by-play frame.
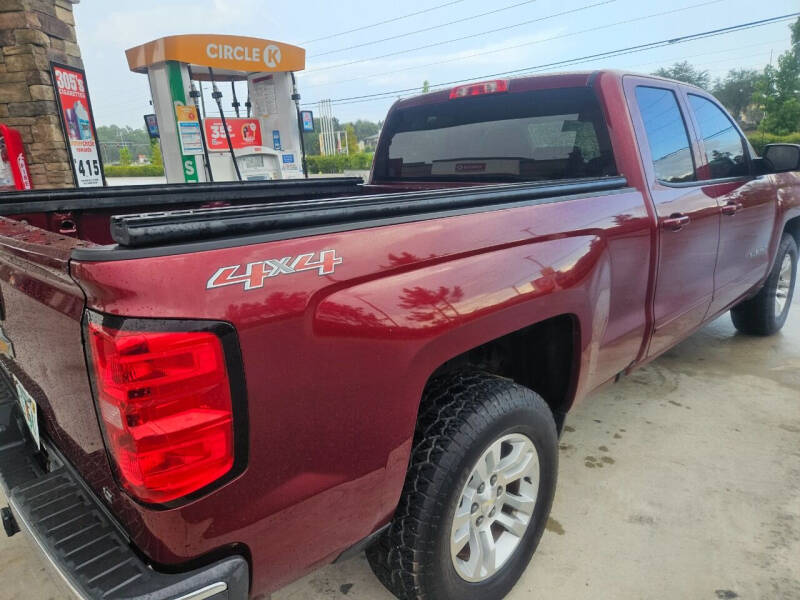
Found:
[375,86,618,182]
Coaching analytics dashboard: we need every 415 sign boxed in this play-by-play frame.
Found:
[75,158,101,178]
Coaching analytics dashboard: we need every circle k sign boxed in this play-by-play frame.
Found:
[125,35,306,75]
[264,45,281,68]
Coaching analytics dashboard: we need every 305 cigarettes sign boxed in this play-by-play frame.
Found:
[51,62,104,188]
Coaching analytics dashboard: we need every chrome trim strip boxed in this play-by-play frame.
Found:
[173,582,228,600]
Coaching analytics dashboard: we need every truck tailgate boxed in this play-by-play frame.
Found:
[0,375,248,600]
[0,219,116,499]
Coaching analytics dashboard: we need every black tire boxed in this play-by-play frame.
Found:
[731,233,798,336]
[366,370,558,600]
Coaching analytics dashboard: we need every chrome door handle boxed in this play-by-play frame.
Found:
[662,213,690,231]
[721,201,743,216]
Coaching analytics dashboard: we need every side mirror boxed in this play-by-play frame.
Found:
[761,143,800,173]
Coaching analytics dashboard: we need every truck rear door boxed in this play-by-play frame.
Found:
[624,77,720,358]
[680,91,777,315]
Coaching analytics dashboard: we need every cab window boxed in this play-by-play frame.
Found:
[687,94,747,180]
[635,86,695,183]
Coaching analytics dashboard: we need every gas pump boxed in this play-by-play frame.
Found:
[126,35,307,184]
[208,146,282,181]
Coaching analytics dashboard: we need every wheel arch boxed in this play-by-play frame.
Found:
[420,314,581,433]
[783,213,800,250]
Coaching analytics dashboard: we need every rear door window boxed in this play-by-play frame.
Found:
[378,87,617,182]
[687,94,748,180]
[635,86,696,183]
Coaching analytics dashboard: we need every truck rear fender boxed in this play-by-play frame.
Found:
[68,212,625,582]
[315,232,608,438]
[779,172,800,249]
[785,214,800,248]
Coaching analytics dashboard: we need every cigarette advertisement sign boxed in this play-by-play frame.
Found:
[203,118,263,151]
[144,113,159,138]
[174,104,204,156]
[300,110,314,132]
[51,63,104,187]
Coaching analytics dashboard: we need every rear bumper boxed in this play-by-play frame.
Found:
[0,377,248,600]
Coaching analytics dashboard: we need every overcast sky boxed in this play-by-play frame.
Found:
[73,0,797,128]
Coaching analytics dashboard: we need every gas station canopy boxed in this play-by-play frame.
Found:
[125,34,306,80]
[126,34,309,184]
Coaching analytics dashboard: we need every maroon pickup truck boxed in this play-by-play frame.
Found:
[0,70,798,600]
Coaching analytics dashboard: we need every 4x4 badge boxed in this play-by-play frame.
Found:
[207,250,342,291]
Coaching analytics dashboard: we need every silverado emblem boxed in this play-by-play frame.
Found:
[207,250,342,290]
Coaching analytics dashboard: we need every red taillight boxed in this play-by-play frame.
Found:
[87,321,235,504]
[449,79,509,99]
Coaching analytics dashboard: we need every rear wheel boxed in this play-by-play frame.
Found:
[366,371,558,600]
[731,233,797,335]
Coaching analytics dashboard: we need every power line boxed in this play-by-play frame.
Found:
[304,1,734,103]
[300,0,466,45]
[334,12,796,104]
[511,14,797,77]
[619,41,781,72]
[309,0,541,58]
[98,143,153,149]
[305,0,618,74]
[327,48,776,116]
[309,12,798,107]
[302,0,719,82]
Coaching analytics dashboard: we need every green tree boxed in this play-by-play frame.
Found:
[119,146,132,166]
[653,61,711,89]
[302,115,342,156]
[753,17,800,135]
[351,119,381,140]
[301,116,382,157]
[712,69,764,125]
[96,125,152,163]
[150,140,163,167]
[422,80,430,93]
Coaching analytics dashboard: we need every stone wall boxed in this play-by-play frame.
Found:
[0,0,81,188]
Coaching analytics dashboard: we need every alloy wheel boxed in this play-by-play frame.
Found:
[775,253,793,316]
[450,433,540,582]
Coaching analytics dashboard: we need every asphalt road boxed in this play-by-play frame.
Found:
[1,294,798,600]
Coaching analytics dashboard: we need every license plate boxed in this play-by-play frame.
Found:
[13,375,39,450]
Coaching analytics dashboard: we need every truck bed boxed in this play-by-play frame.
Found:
[107,176,627,250]
[0,177,364,246]
[1,176,628,255]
